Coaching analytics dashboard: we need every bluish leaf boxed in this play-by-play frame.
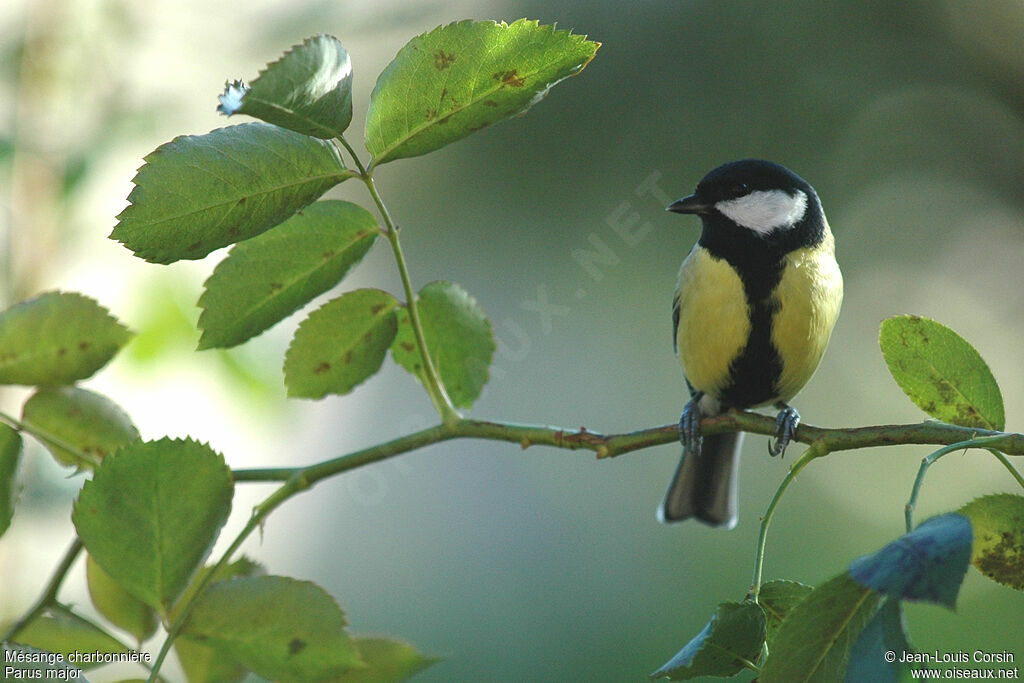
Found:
[849,513,972,609]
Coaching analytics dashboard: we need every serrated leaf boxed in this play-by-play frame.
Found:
[12,610,130,670]
[183,575,364,681]
[845,599,914,683]
[0,423,23,538]
[197,200,378,349]
[849,513,972,609]
[959,494,1024,591]
[218,34,353,139]
[366,19,599,167]
[390,281,495,408]
[111,122,355,264]
[0,291,132,386]
[284,289,399,399]
[336,638,438,682]
[760,573,882,683]
[2,644,88,681]
[86,554,158,644]
[879,316,1004,430]
[22,386,139,468]
[758,579,813,643]
[649,602,765,680]
[72,438,234,614]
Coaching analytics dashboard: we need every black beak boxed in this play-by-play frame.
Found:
[666,194,709,215]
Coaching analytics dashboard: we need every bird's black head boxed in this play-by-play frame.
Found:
[667,159,826,255]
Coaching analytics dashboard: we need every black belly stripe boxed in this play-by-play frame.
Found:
[699,218,789,408]
[719,280,782,408]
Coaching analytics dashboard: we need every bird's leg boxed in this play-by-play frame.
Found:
[769,402,800,457]
[679,391,705,456]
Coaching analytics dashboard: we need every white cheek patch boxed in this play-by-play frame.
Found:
[716,189,808,234]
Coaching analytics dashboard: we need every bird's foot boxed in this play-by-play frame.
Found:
[769,403,800,457]
[679,392,705,456]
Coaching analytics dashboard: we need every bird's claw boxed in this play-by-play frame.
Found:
[769,404,800,457]
[679,392,704,456]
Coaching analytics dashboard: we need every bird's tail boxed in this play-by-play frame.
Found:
[657,432,742,528]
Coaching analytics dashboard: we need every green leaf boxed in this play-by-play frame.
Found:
[86,553,159,644]
[197,200,379,349]
[758,579,813,643]
[218,34,353,139]
[0,423,22,538]
[0,291,132,386]
[174,635,248,683]
[12,610,130,669]
[173,557,265,683]
[879,316,1004,430]
[760,573,882,683]
[959,494,1024,591]
[337,638,439,682]
[366,19,599,166]
[111,122,355,264]
[845,599,914,683]
[848,513,972,609]
[72,438,234,615]
[22,386,139,468]
[649,602,765,680]
[182,575,364,681]
[169,556,266,625]
[284,289,399,399]
[390,281,495,408]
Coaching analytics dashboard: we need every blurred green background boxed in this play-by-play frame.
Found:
[2,0,1023,680]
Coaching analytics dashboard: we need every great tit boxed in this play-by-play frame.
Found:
[659,159,843,528]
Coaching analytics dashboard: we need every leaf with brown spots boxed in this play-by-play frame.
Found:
[879,316,1004,430]
[390,281,495,408]
[22,386,139,469]
[0,291,132,386]
[284,289,399,399]
[366,19,599,166]
[198,200,378,349]
[960,494,1024,591]
[181,575,363,681]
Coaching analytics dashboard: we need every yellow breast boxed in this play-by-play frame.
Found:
[770,229,843,402]
[675,246,751,397]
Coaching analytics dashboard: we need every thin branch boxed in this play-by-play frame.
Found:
[1,536,83,642]
[232,413,1024,485]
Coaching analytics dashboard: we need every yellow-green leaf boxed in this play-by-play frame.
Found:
[197,200,378,349]
[0,423,23,538]
[22,386,139,469]
[72,438,234,614]
[284,289,399,399]
[960,494,1024,591]
[182,576,363,681]
[366,19,599,167]
[86,554,159,643]
[879,316,1004,430]
[390,281,495,409]
[0,292,131,386]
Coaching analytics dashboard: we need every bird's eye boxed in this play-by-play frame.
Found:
[730,183,749,196]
